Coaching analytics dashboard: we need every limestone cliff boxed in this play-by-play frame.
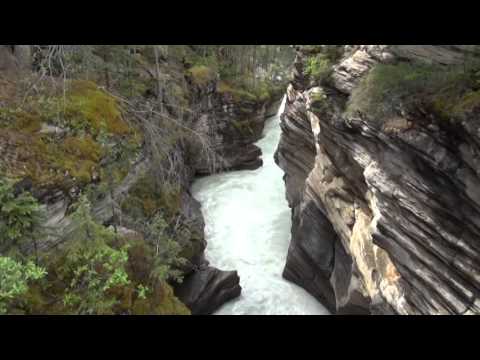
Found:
[276,45,480,314]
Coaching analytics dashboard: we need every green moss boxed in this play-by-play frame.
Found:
[56,135,102,183]
[0,129,103,188]
[187,65,216,86]
[154,283,190,315]
[65,80,131,136]
[0,108,42,133]
[0,79,142,190]
[347,61,478,121]
[131,283,190,315]
[454,90,480,114]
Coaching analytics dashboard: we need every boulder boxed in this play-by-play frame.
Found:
[174,266,241,315]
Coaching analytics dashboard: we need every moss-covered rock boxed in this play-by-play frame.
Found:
[187,65,216,86]
[64,80,132,136]
[0,79,141,191]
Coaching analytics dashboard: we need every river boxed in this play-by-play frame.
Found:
[192,97,329,315]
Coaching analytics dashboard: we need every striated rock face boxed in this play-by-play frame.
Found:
[276,45,480,314]
[173,84,283,313]
[191,83,283,175]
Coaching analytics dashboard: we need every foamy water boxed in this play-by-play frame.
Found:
[192,97,329,315]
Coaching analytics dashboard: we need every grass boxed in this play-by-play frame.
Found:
[346,61,480,121]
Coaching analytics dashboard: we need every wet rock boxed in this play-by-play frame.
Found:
[174,267,241,315]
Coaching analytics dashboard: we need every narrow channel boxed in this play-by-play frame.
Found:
[192,97,329,315]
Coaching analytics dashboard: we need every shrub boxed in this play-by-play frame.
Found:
[304,54,333,83]
[147,214,188,284]
[59,195,131,314]
[19,195,191,315]
[0,177,42,253]
[0,256,46,314]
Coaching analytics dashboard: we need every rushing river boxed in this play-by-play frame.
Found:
[192,97,328,315]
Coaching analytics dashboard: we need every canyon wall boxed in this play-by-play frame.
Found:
[276,45,480,314]
[0,45,285,314]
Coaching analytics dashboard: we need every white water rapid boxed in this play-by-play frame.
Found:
[192,96,329,315]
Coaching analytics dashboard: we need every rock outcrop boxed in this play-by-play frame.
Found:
[191,81,283,175]
[0,45,31,74]
[174,266,241,315]
[276,45,480,314]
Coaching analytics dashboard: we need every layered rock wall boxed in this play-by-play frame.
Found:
[276,45,480,314]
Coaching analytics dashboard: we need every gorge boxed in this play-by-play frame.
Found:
[1,45,480,315]
[191,96,328,315]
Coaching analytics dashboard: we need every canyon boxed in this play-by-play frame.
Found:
[2,45,480,315]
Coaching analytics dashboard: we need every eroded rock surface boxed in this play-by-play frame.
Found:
[276,45,480,314]
[174,266,241,315]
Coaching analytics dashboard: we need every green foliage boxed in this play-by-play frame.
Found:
[61,241,130,314]
[45,196,189,315]
[0,256,46,314]
[147,214,187,284]
[217,80,257,102]
[130,282,190,315]
[0,177,42,252]
[0,108,42,133]
[60,195,131,314]
[347,61,480,120]
[304,54,333,83]
[0,44,296,314]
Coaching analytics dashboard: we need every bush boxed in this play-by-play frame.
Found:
[147,214,187,284]
[304,54,333,83]
[15,195,191,315]
[56,195,131,314]
[0,177,42,253]
[0,256,46,314]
